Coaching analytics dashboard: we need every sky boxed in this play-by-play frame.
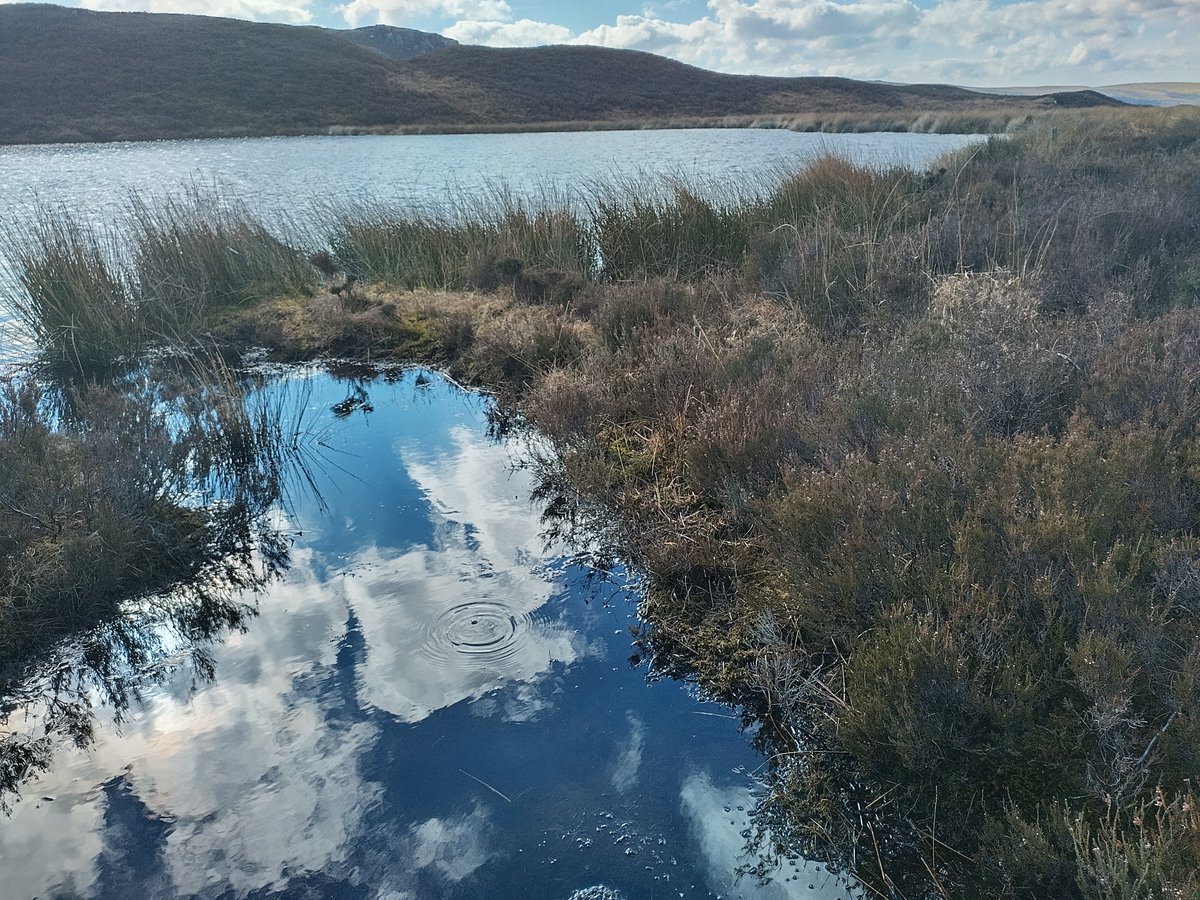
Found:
[10,0,1198,87]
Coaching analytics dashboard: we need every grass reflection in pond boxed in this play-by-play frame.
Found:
[0,357,319,811]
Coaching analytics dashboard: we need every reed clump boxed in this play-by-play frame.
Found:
[325,195,595,292]
[0,212,140,372]
[1,191,317,374]
[129,190,317,331]
[0,357,310,811]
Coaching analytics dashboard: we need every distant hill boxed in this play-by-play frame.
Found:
[0,4,462,144]
[0,4,1123,146]
[973,83,1200,107]
[331,24,457,62]
[399,44,1121,123]
[1094,83,1200,107]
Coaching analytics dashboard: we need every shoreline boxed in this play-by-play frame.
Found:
[0,107,1071,149]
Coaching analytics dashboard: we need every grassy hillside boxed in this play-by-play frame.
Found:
[0,4,1121,145]
[0,4,463,143]
[398,43,1108,122]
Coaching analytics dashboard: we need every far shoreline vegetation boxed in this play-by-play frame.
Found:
[3,106,1200,897]
[1,109,1084,148]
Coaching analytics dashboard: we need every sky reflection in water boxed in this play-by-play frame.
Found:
[0,369,855,900]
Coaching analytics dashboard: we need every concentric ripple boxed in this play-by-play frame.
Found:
[421,599,537,670]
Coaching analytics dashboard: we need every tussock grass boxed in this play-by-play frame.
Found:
[1,191,317,374]
[0,359,297,665]
[324,191,595,291]
[128,189,317,330]
[0,212,140,372]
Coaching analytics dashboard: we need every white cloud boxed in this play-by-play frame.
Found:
[425,0,1200,87]
[340,0,511,28]
[78,0,315,23]
[444,17,572,45]
[576,15,724,67]
[346,424,585,724]
[610,712,646,793]
[12,0,1197,83]
[409,806,495,881]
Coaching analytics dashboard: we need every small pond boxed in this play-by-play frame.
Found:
[0,367,856,900]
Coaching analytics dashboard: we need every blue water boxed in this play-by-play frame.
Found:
[0,129,980,226]
[0,368,854,900]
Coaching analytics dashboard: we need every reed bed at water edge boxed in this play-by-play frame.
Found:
[0,190,318,374]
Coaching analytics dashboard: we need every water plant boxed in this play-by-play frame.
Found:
[455,108,1200,897]
[324,190,595,291]
[0,190,317,374]
[0,210,140,372]
[128,188,317,330]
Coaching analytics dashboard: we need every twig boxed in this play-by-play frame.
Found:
[459,768,513,803]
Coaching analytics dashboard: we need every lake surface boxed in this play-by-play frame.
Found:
[0,129,981,226]
[0,368,856,900]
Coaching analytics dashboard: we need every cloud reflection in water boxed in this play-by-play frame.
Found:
[681,771,855,900]
[0,373,852,900]
[0,384,582,898]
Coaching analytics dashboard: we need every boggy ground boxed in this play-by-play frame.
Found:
[5,106,1200,897]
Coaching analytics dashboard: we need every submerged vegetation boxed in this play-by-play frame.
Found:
[3,106,1200,895]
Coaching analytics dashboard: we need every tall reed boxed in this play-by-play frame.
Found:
[128,188,317,332]
[324,190,596,290]
[589,179,752,281]
[1,190,317,373]
[0,210,140,371]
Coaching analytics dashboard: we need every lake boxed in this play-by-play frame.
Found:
[0,128,983,360]
[0,129,981,226]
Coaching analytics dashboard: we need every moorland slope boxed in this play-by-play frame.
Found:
[0,4,1121,144]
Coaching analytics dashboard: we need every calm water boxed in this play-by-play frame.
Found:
[0,129,980,225]
[0,368,855,900]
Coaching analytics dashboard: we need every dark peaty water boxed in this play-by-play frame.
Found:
[0,369,856,900]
